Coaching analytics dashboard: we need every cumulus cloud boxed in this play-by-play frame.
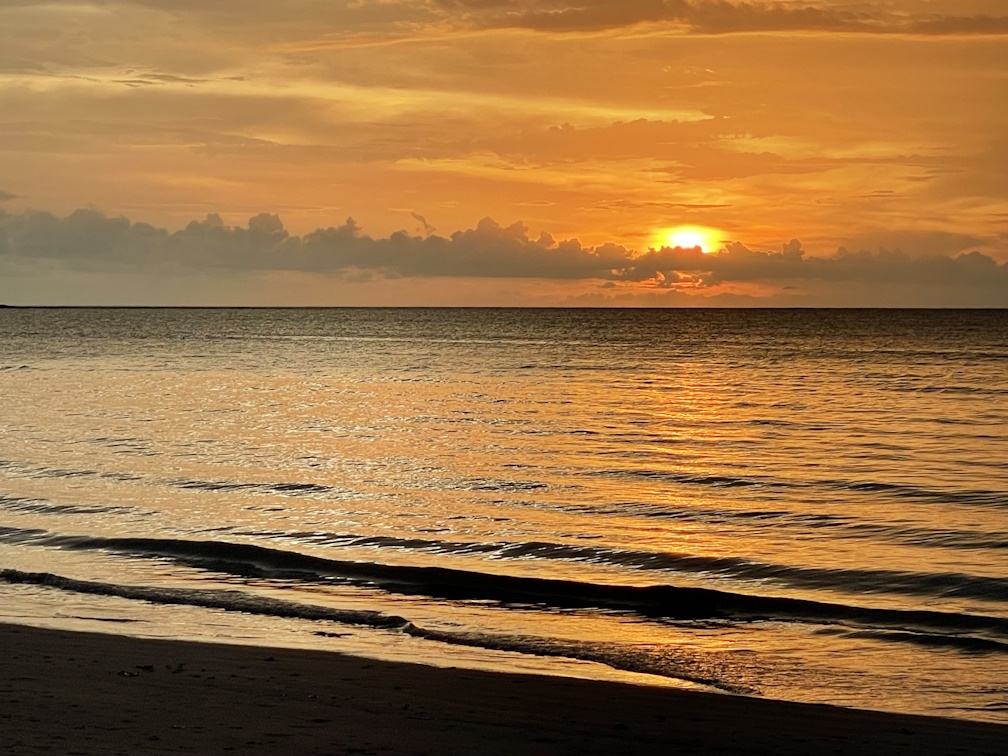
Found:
[627,240,1008,294]
[0,208,621,279]
[1,207,1005,306]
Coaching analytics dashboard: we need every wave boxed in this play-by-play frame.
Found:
[225,528,1008,604]
[841,522,1008,551]
[819,627,1008,655]
[591,467,1008,507]
[0,461,346,499]
[0,568,409,629]
[0,460,99,480]
[887,384,1008,396]
[4,566,1007,697]
[835,480,1008,507]
[3,521,1007,605]
[4,528,1008,642]
[173,478,336,496]
[0,495,137,517]
[585,503,1008,550]
[4,456,1005,512]
[0,568,754,693]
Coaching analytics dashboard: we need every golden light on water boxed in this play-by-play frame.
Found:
[658,226,722,253]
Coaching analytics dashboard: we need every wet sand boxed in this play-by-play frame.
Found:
[1,622,1005,755]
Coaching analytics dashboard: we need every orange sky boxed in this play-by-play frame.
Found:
[1,1,1006,305]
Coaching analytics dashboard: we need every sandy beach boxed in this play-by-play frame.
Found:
[2,622,1005,755]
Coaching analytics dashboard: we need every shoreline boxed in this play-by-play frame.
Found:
[3,622,1006,755]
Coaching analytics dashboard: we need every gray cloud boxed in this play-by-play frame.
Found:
[7,0,1005,38]
[411,211,436,235]
[837,231,987,259]
[0,208,623,279]
[0,190,18,202]
[440,0,1008,35]
[1,207,1005,306]
[626,241,1008,294]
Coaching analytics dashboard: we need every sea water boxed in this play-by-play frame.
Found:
[1,308,1006,721]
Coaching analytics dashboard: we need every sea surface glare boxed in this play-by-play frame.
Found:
[1,308,1007,721]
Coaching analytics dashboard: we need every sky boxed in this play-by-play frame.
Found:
[1,0,1006,306]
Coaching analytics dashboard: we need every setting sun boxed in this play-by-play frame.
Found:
[659,226,721,253]
[3,1,1008,751]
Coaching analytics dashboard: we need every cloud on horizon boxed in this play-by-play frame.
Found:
[2,207,1005,306]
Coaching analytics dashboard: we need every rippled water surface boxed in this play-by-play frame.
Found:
[2,308,1007,720]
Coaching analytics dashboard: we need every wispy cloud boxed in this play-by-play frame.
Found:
[429,0,1008,36]
[0,0,1005,281]
[410,211,436,235]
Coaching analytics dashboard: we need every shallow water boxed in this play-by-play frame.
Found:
[2,308,1007,720]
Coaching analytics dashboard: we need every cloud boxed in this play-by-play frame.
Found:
[909,14,1008,36]
[9,0,1005,41]
[429,0,1008,35]
[1,207,1005,306]
[588,199,733,211]
[630,240,1008,293]
[0,208,623,279]
[837,230,987,259]
[0,190,17,202]
[410,211,436,235]
[111,71,212,88]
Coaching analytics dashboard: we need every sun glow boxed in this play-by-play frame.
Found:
[658,226,721,253]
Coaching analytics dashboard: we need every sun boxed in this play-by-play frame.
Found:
[658,226,721,253]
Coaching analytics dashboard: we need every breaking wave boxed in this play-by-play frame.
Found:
[0,568,756,693]
[2,528,1007,647]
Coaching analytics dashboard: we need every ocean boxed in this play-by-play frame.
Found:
[1,307,1006,722]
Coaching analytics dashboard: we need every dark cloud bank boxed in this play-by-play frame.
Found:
[1,208,1005,306]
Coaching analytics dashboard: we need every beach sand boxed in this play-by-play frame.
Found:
[2,622,1005,755]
